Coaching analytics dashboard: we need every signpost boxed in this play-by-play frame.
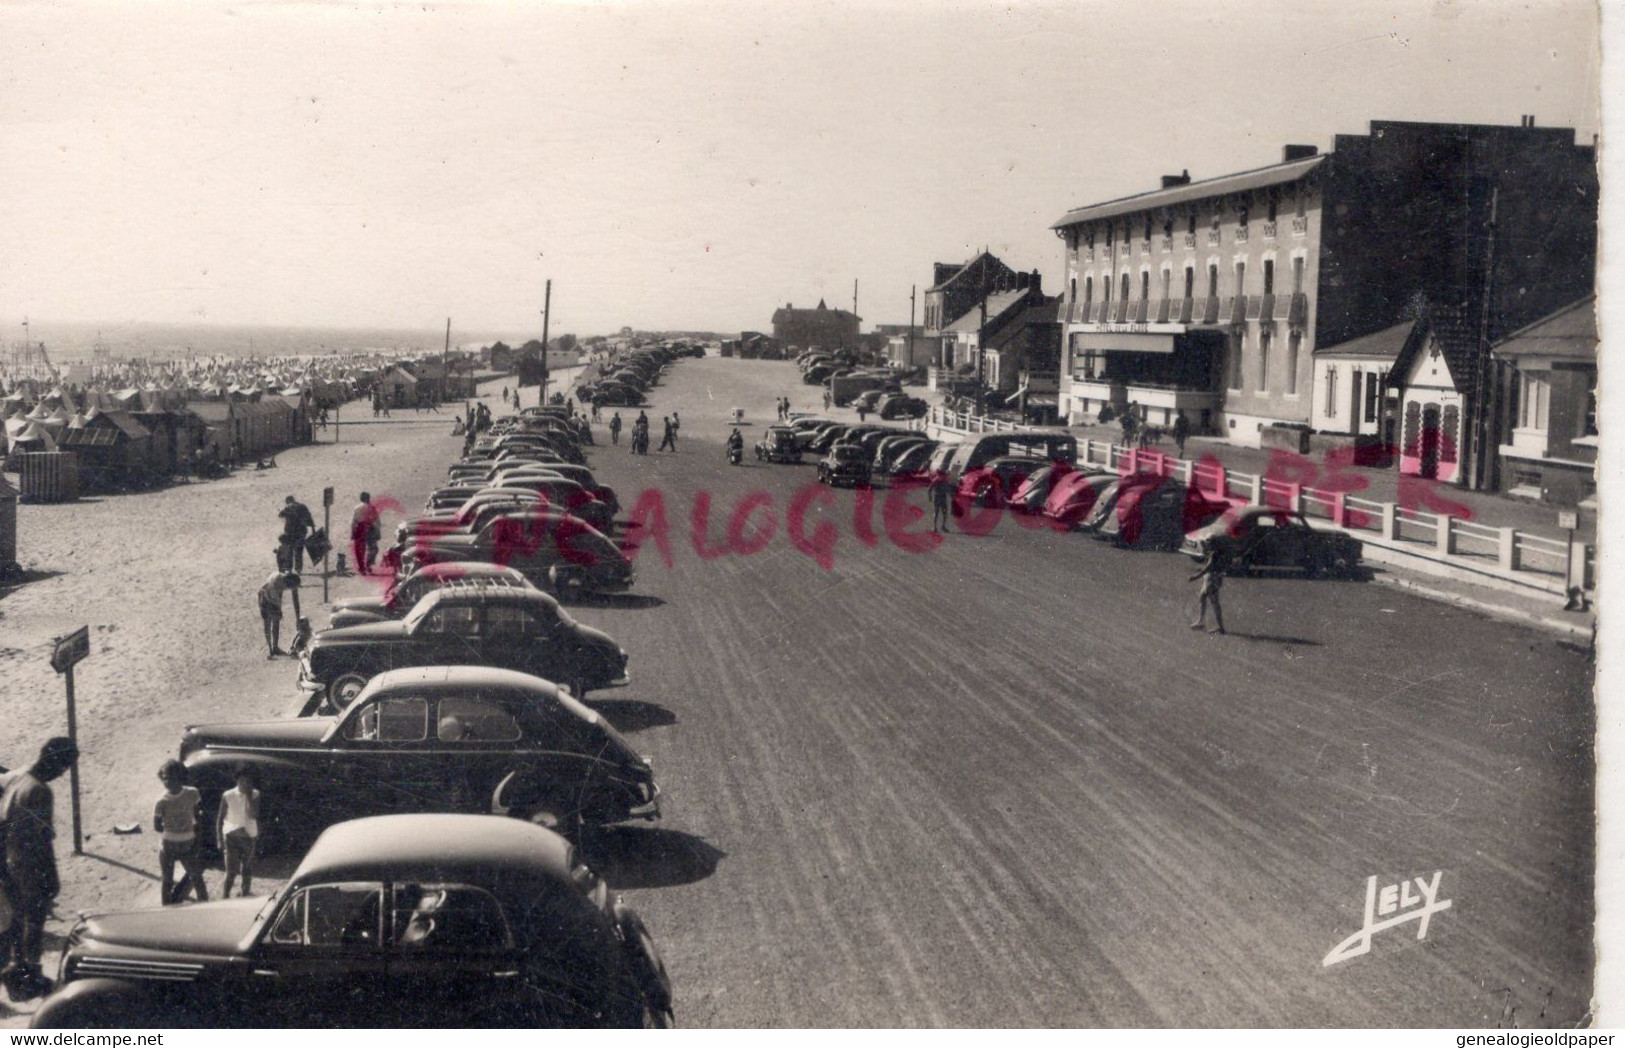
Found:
[322,486,335,602]
[1558,508,1581,608]
[50,625,89,854]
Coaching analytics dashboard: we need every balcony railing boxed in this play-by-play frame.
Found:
[1128,299,1149,323]
[1198,296,1222,325]
[1226,295,1249,324]
[1160,236,1174,252]
[1141,238,1152,253]
[1288,292,1309,326]
[1113,299,1129,324]
[1207,229,1221,247]
[1096,300,1114,324]
[1152,298,1171,323]
[1082,248,1094,262]
[1183,232,1197,249]
[1235,225,1250,244]
[1292,215,1309,236]
[1262,221,1278,239]
[1257,293,1277,322]
[1172,297,1194,324]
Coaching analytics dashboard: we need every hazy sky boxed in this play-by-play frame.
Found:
[0,0,1601,339]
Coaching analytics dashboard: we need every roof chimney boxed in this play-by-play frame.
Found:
[1160,170,1191,189]
[1283,144,1319,162]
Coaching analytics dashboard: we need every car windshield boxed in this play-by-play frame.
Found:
[833,446,863,461]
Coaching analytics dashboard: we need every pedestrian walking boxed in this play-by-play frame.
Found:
[823,389,832,410]
[154,759,208,905]
[277,494,315,571]
[857,403,868,423]
[1120,406,1139,449]
[502,386,509,403]
[657,416,677,452]
[928,470,954,533]
[1172,410,1190,458]
[350,492,380,575]
[610,412,622,444]
[0,737,78,1000]
[216,767,260,898]
[257,570,300,657]
[591,400,601,422]
[1188,546,1228,634]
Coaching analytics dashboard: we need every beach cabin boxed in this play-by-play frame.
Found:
[379,367,418,408]
[58,412,154,491]
[0,475,17,574]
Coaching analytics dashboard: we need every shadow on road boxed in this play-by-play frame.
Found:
[580,826,725,889]
[1226,632,1322,646]
[586,698,677,733]
[0,568,65,602]
[571,592,666,610]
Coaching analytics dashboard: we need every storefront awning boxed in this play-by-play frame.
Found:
[1072,332,1176,354]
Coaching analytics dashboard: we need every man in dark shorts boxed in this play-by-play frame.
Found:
[258,570,300,657]
[0,737,79,1000]
[1188,546,1227,634]
[277,494,315,571]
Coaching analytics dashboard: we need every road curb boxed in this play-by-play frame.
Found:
[1371,572,1594,642]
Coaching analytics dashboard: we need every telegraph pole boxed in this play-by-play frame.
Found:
[442,317,451,406]
[907,285,916,370]
[540,280,552,404]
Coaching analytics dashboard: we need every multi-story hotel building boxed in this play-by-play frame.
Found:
[1050,119,1596,451]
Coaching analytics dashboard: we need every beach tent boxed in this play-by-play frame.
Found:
[6,418,58,454]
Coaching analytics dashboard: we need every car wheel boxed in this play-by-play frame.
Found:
[324,671,370,714]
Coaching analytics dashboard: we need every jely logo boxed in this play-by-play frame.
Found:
[1322,871,1452,967]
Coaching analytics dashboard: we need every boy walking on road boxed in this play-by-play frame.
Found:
[1188,546,1228,634]
[928,471,953,533]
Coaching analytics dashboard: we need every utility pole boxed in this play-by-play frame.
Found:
[1471,184,1500,491]
[907,285,916,371]
[443,317,451,406]
[540,280,552,404]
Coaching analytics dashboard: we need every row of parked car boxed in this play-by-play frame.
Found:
[29,349,694,1029]
[753,411,1367,569]
[580,342,697,406]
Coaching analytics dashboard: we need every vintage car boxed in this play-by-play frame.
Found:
[487,477,615,532]
[817,444,871,487]
[30,814,673,1028]
[201,668,658,836]
[876,393,928,420]
[401,493,549,546]
[1091,474,1232,550]
[400,511,636,600]
[328,562,533,630]
[1042,471,1118,529]
[299,587,630,714]
[885,441,940,481]
[590,383,644,407]
[953,456,1049,510]
[1182,506,1364,576]
[754,426,803,464]
[1007,463,1086,514]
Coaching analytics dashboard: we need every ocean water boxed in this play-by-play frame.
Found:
[6,320,525,364]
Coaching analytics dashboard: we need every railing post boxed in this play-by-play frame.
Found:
[1287,482,1303,513]
[1211,463,1227,500]
[1247,474,1262,505]
[1331,492,1347,528]
[1436,514,1456,555]
[1381,502,1398,541]
[1498,527,1518,571]
[1179,458,1193,485]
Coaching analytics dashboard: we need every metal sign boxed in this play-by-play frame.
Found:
[1558,510,1579,531]
[323,485,335,508]
[51,625,90,674]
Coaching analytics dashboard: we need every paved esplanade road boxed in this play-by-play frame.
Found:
[564,358,1592,1027]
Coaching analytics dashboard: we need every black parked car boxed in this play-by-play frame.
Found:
[400,511,636,600]
[1182,506,1364,576]
[817,444,872,487]
[328,562,533,629]
[31,813,672,1028]
[298,587,630,714]
[198,666,659,836]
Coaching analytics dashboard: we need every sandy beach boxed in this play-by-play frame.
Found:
[0,372,577,1026]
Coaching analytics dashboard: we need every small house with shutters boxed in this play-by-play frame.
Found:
[1385,303,1478,485]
